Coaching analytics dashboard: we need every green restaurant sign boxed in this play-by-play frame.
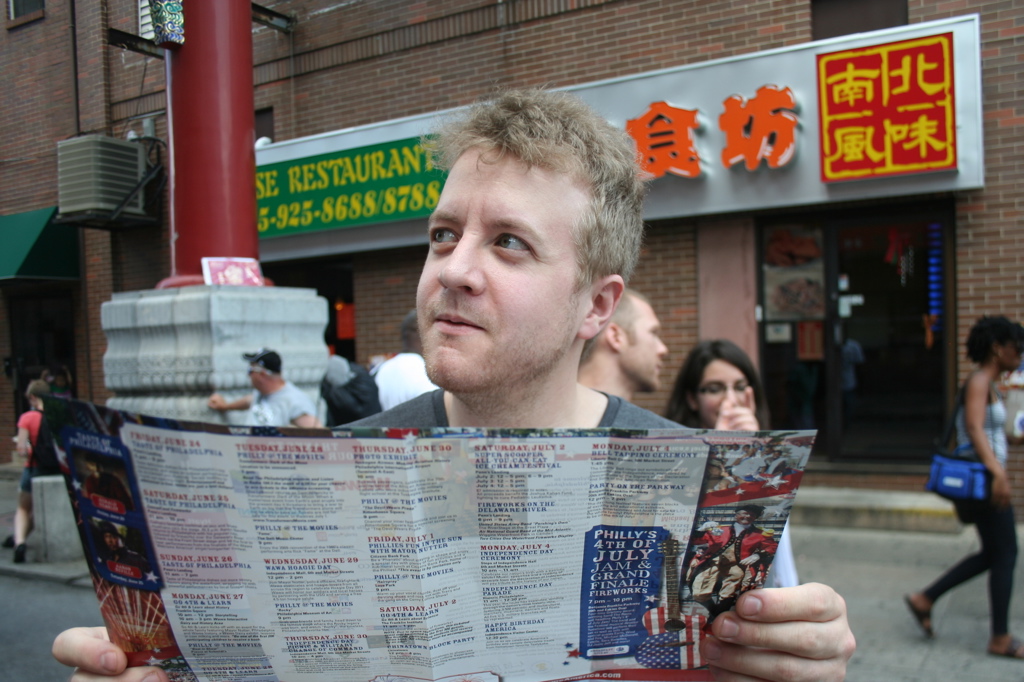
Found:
[255,137,445,238]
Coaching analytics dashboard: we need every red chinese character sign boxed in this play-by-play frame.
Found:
[818,33,956,182]
[626,102,702,179]
[720,85,798,171]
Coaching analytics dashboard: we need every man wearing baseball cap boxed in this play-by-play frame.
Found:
[207,348,321,427]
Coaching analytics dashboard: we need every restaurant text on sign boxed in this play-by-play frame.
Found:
[817,32,956,182]
[255,138,443,237]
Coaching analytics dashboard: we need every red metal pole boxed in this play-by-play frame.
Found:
[158,0,258,288]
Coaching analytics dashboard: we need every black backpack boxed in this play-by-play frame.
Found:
[321,357,382,426]
[32,414,61,476]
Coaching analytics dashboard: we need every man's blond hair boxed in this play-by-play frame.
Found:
[425,88,647,289]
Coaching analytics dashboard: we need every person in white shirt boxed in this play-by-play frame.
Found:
[372,310,438,410]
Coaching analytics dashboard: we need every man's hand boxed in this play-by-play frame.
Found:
[207,393,228,411]
[52,627,167,682]
[699,583,855,682]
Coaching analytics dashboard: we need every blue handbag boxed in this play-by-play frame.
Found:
[924,383,991,502]
[925,445,990,501]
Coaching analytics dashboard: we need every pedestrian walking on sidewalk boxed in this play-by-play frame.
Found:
[5,379,51,563]
[906,315,1024,659]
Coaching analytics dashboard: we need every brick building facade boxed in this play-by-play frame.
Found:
[2,1,1022,514]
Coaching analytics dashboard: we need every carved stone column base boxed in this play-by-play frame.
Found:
[102,285,328,424]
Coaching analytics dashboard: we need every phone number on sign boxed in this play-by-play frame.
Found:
[258,180,442,232]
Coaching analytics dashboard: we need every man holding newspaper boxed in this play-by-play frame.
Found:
[53,88,854,681]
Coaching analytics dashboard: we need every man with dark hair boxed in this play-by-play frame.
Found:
[579,289,668,401]
[54,88,854,682]
[208,348,321,427]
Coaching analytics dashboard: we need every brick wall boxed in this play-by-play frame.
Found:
[0,2,73,213]
[1,2,74,447]
[630,220,700,416]
[114,1,819,137]
[241,0,813,139]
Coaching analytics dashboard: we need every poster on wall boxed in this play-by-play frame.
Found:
[763,226,825,321]
[797,321,825,361]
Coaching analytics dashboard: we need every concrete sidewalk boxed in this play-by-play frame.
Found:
[0,464,92,586]
[794,523,1024,681]
[1,464,1022,680]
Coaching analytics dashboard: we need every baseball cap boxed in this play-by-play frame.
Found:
[243,348,282,374]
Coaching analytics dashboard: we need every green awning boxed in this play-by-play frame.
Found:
[0,206,80,282]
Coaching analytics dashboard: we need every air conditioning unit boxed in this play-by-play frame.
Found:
[57,135,146,216]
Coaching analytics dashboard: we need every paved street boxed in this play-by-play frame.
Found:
[1,470,1023,680]
[793,523,1024,682]
[0,571,104,681]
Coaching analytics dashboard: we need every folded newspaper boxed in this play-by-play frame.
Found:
[45,398,813,682]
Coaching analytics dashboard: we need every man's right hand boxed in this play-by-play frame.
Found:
[700,583,855,681]
[207,393,227,411]
[52,627,167,682]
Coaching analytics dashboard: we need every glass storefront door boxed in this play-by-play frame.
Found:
[759,201,954,462]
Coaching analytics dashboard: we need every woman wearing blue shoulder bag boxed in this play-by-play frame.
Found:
[906,315,1024,659]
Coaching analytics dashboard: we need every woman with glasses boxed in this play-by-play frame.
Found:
[665,339,798,588]
[665,340,768,432]
[906,316,1024,658]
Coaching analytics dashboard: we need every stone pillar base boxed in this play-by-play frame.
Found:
[33,474,84,563]
[101,285,328,424]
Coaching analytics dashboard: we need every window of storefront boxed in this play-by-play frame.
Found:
[758,199,954,463]
[811,0,907,40]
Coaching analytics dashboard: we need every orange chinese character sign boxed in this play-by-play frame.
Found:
[818,33,956,182]
[626,102,702,179]
[719,85,798,171]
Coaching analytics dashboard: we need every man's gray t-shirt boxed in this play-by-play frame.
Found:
[249,381,317,426]
[346,389,681,429]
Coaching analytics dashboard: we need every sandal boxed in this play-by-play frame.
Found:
[904,594,933,638]
[988,637,1024,659]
